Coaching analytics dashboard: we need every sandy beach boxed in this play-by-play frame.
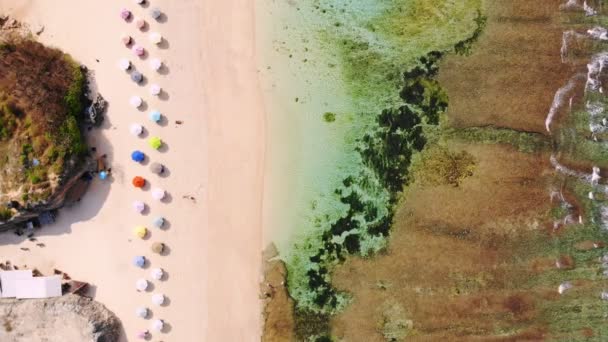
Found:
[0,0,263,341]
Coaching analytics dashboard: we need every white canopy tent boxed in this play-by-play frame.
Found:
[15,275,62,299]
[0,270,33,298]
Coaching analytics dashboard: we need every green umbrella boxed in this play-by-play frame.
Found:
[148,137,162,150]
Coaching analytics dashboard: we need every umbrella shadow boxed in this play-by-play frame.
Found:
[158,165,171,178]
[161,322,172,333]
[159,244,171,256]
[140,204,150,216]
[158,63,170,76]
[160,270,170,281]
[160,295,171,307]
[160,191,172,204]
[146,309,154,320]
[140,126,150,139]
[158,115,169,127]
[159,217,171,230]
[158,38,170,50]
[145,282,155,292]
[158,90,170,101]
[140,0,150,8]
[158,142,169,154]
[138,100,148,112]
[140,21,150,33]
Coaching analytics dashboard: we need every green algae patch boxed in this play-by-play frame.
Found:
[323,112,336,122]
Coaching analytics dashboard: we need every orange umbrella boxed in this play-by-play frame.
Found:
[132,176,146,188]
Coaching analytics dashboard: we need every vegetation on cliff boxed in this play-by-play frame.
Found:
[0,37,88,215]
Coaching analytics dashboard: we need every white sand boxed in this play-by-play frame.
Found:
[0,0,263,341]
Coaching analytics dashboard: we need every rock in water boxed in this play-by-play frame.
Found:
[0,294,121,342]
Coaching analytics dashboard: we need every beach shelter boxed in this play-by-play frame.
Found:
[149,32,162,45]
[130,123,143,136]
[149,58,162,71]
[136,331,149,340]
[136,307,148,319]
[0,270,33,298]
[151,242,164,254]
[150,268,164,280]
[132,45,145,57]
[132,176,146,188]
[131,150,145,162]
[135,0,145,4]
[135,18,146,30]
[148,137,162,150]
[136,278,148,291]
[152,188,166,201]
[120,8,131,20]
[151,319,164,332]
[149,110,162,123]
[133,201,146,214]
[129,96,143,108]
[121,34,132,46]
[134,226,148,239]
[119,58,131,71]
[131,71,143,83]
[149,162,164,175]
[133,255,146,268]
[152,293,165,306]
[151,8,162,20]
[150,84,161,96]
[15,276,62,299]
[152,216,165,228]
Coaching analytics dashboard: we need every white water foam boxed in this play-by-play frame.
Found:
[545,75,584,132]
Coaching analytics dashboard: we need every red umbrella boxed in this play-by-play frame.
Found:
[132,176,146,188]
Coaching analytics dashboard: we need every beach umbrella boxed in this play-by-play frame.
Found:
[149,162,164,175]
[99,171,108,180]
[151,319,164,332]
[135,18,146,30]
[152,293,165,306]
[130,123,143,136]
[152,216,165,228]
[152,188,166,201]
[129,96,143,108]
[149,58,162,71]
[131,71,143,83]
[134,226,148,239]
[131,150,145,162]
[132,176,146,188]
[133,255,146,268]
[149,32,162,45]
[120,8,131,20]
[133,201,145,214]
[119,58,131,71]
[136,278,148,291]
[121,34,132,46]
[148,137,162,150]
[132,45,145,57]
[151,242,165,254]
[150,268,164,280]
[151,8,162,20]
[135,307,148,318]
[149,110,162,123]
[135,0,145,4]
[150,84,161,96]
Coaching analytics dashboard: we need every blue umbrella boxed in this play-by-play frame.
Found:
[131,150,145,163]
[133,256,146,268]
[99,171,108,180]
[152,216,165,229]
[149,110,161,123]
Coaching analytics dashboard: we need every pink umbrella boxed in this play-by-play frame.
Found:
[120,8,131,20]
[132,45,145,57]
[135,18,146,30]
[121,34,132,46]
[136,330,149,339]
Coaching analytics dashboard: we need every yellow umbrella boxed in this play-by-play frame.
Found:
[148,137,162,150]
[133,226,148,239]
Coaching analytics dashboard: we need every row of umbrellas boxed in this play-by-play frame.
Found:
[121,4,170,339]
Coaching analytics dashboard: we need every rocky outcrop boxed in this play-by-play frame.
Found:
[261,244,295,342]
[0,294,121,342]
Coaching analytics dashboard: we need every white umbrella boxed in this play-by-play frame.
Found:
[150,84,161,96]
[119,59,131,71]
[134,0,145,4]
[130,96,143,108]
[152,293,165,306]
[135,307,148,318]
[149,32,162,45]
[130,123,143,136]
[149,58,162,71]
[136,279,149,291]
[133,201,145,214]
[150,268,164,280]
[151,319,164,332]
[152,188,166,201]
